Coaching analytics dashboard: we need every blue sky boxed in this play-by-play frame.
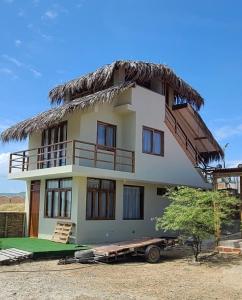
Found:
[0,0,242,192]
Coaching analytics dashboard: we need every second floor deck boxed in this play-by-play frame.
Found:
[9,140,135,175]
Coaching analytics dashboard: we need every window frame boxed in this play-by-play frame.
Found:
[39,121,68,169]
[142,126,164,156]
[96,121,117,151]
[86,178,116,220]
[45,177,72,219]
[123,185,144,220]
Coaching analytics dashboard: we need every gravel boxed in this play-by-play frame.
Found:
[0,248,242,300]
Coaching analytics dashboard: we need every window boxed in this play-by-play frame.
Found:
[39,122,67,168]
[86,178,115,220]
[45,178,72,219]
[123,185,144,220]
[143,126,164,156]
[97,122,116,149]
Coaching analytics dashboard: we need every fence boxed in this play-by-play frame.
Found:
[0,212,25,238]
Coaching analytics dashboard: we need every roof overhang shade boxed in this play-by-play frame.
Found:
[172,103,223,162]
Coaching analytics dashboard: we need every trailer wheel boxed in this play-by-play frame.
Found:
[145,245,161,263]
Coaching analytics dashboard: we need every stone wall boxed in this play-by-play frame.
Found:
[0,212,25,238]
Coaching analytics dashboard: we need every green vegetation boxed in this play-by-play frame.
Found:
[156,186,239,261]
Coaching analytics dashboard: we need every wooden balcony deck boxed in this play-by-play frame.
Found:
[9,140,135,174]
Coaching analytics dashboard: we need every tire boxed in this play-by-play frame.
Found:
[145,245,161,263]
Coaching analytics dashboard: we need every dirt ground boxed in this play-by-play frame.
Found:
[1,247,242,300]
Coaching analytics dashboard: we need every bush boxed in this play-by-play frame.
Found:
[156,186,239,261]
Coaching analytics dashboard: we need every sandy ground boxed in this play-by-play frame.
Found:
[1,247,242,300]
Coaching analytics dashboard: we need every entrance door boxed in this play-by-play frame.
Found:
[29,180,40,237]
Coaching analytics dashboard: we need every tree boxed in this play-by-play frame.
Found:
[156,186,239,261]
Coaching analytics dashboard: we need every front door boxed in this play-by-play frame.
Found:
[29,180,40,237]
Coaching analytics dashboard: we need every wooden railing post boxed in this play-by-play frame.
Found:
[94,145,97,168]
[72,140,76,165]
[9,153,12,173]
[22,151,26,171]
[114,149,117,170]
[132,151,135,173]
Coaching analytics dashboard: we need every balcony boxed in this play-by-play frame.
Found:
[9,140,135,174]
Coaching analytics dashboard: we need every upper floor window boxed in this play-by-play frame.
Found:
[40,122,67,168]
[97,121,116,149]
[142,126,164,156]
[42,122,67,147]
[45,178,72,219]
[86,178,115,220]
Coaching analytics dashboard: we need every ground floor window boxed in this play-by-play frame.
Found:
[86,178,115,220]
[45,178,72,219]
[123,185,144,220]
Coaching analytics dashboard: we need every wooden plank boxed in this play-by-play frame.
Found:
[93,238,164,256]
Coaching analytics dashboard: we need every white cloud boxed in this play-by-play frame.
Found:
[0,68,13,75]
[2,54,42,78]
[29,67,42,77]
[214,124,242,141]
[15,39,22,47]
[0,67,18,79]
[44,10,58,19]
[2,54,22,67]
[0,152,10,179]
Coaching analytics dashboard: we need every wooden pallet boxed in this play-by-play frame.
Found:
[51,221,72,244]
[0,248,32,264]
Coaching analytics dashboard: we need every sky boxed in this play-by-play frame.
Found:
[0,0,242,192]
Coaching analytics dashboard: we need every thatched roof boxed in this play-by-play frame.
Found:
[1,82,134,142]
[49,60,204,110]
[1,60,222,164]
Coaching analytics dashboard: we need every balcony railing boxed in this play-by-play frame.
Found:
[9,140,135,174]
[165,105,206,169]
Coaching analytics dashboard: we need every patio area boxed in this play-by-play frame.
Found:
[0,237,89,259]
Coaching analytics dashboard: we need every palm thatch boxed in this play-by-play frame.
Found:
[49,60,204,110]
[1,82,134,142]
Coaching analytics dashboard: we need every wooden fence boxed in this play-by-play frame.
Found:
[0,212,25,238]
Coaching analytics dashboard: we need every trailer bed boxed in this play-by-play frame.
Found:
[93,237,166,257]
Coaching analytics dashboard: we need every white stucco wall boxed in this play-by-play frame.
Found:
[36,176,170,243]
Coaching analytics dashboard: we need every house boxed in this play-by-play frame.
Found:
[1,60,223,244]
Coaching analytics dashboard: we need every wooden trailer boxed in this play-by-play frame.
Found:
[60,237,178,264]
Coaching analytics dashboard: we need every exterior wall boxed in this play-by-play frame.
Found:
[76,178,170,244]
[131,86,210,188]
[35,176,170,243]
